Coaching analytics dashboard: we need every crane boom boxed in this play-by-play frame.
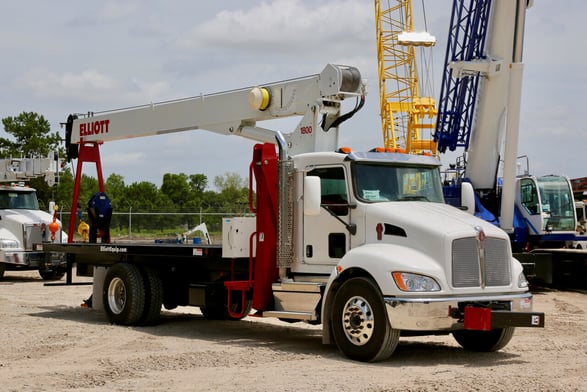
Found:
[374,0,437,154]
[435,0,529,191]
[64,64,365,241]
[66,64,364,157]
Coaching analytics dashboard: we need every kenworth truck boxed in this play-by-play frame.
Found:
[0,157,67,280]
[40,64,544,362]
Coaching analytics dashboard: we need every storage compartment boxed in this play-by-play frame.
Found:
[221,217,256,258]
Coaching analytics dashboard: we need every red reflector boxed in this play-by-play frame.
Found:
[376,223,383,241]
[464,306,491,331]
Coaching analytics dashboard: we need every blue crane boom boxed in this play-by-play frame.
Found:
[434,0,491,154]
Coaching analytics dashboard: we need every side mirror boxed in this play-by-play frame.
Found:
[461,182,475,215]
[304,176,321,216]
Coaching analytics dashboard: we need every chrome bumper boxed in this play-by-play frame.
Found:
[384,292,537,331]
[1,250,65,268]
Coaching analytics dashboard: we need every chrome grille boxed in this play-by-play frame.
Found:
[483,238,511,286]
[452,237,511,287]
[452,237,480,287]
[23,224,43,251]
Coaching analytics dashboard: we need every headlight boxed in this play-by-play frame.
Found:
[392,272,440,292]
[518,272,529,289]
[0,239,19,249]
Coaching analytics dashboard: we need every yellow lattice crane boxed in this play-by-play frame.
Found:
[375,0,437,154]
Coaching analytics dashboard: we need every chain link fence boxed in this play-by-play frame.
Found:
[57,208,254,242]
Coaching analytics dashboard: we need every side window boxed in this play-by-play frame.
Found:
[308,167,348,216]
[520,179,539,215]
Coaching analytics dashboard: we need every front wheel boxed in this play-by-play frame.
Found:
[331,277,399,362]
[102,263,145,325]
[452,327,515,352]
[39,269,65,281]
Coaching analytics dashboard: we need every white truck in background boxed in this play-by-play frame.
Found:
[0,156,67,280]
[41,64,544,362]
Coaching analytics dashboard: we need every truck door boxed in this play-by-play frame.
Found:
[303,166,350,265]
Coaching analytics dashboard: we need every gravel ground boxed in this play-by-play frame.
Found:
[0,270,585,392]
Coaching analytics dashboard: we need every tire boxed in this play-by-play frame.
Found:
[452,327,515,352]
[0,263,6,280]
[138,266,163,326]
[102,263,145,326]
[39,269,65,281]
[331,277,399,362]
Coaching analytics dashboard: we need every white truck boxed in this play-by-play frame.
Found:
[0,157,67,280]
[40,64,544,362]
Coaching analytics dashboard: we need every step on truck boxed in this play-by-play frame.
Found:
[40,64,544,362]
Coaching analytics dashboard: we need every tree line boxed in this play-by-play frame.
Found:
[2,112,250,236]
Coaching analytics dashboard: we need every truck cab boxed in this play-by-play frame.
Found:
[0,184,67,280]
[516,174,577,246]
[259,148,535,361]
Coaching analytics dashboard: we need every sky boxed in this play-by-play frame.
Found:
[1,0,585,190]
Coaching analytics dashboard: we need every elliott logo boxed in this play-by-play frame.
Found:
[80,119,110,137]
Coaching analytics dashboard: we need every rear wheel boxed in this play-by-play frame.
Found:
[39,269,65,281]
[331,277,399,362]
[452,327,515,352]
[102,263,145,325]
[138,266,163,326]
[0,263,6,279]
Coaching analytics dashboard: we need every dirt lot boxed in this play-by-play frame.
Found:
[0,270,585,392]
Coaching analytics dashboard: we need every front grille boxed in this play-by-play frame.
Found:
[452,237,511,288]
[23,224,43,251]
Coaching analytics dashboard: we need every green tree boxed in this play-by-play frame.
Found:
[213,172,250,214]
[1,112,63,158]
[189,174,207,194]
[160,173,190,208]
[214,172,247,192]
[125,181,165,231]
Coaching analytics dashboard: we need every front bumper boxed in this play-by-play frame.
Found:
[1,250,66,269]
[385,292,545,331]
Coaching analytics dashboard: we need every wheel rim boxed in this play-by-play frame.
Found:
[341,295,374,346]
[107,277,126,315]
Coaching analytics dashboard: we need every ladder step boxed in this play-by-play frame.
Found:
[273,281,323,293]
[262,310,317,321]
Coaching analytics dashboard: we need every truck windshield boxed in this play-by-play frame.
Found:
[353,163,444,203]
[0,191,39,210]
[536,176,576,231]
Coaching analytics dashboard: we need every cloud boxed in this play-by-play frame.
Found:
[176,0,372,54]
[17,68,116,99]
[15,68,171,108]
[97,1,140,22]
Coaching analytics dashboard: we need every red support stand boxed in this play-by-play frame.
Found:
[67,142,105,242]
[250,143,279,311]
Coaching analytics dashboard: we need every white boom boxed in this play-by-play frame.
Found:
[462,0,529,232]
[0,156,60,186]
[67,64,365,156]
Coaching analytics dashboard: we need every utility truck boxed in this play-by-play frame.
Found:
[0,156,67,280]
[40,64,543,362]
